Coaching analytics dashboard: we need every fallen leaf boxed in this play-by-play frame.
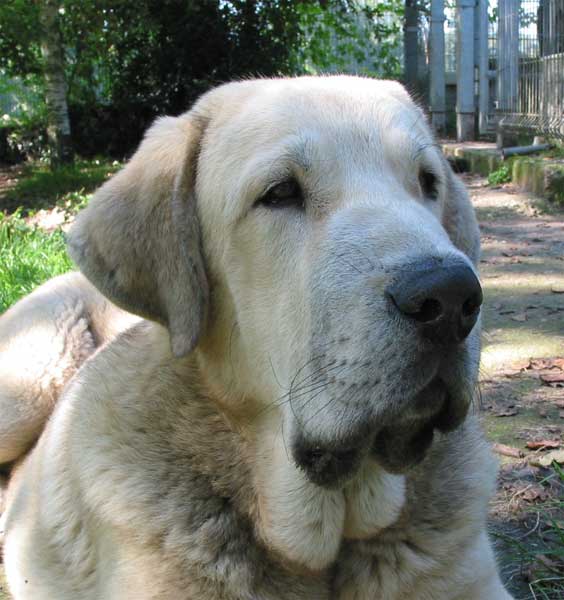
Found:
[530,449,564,467]
[493,443,524,458]
[510,313,528,322]
[526,439,561,450]
[540,373,564,386]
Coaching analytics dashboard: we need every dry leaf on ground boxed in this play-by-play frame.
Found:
[540,373,564,386]
[493,443,524,458]
[530,449,564,467]
[525,439,561,450]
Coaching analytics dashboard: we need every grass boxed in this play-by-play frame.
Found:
[494,462,564,599]
[0,211,74,312]
[0,158,121,313]
[2,158,120,216]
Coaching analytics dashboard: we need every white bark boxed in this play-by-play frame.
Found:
[39,0,73,165]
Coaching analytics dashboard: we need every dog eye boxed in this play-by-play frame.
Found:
[258,179,304,209]
[419,169,439,201]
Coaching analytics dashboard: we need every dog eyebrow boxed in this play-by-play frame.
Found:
[411,140,441,162]
[281,138,314,172]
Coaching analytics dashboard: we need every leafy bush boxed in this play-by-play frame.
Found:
[488,164,512,186]
[0,73,48,162]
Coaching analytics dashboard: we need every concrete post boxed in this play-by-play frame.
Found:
[456,0,476,141]
[404,0,419,95]
[496,0,520,148]
[429,0,446,135]
[478,0,490,134]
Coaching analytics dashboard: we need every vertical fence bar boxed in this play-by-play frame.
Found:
[496,0,520,147]
[456,0,476,140]
[478,0,490,134]
[430,0,446,135]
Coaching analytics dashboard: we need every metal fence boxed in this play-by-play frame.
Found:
[497,0,564,139]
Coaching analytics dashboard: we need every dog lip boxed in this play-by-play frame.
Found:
[371,377,467,473]
[411,377,449,418]
[292,441,362,488]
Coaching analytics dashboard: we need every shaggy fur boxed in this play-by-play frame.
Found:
[1,76,513,599]
[0,272,137,465]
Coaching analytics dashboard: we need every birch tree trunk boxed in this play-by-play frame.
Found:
[39,0,73,166]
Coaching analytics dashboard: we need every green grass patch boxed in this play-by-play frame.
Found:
[494,462,564,599]
[0,211,73,312]
[2,158,120,216]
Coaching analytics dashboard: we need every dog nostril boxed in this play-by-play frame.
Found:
[411,298,442,323]
[462,293,482,317]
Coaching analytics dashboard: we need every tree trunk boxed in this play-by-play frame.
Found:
[39,0,73,167]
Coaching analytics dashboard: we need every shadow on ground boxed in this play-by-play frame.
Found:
[466,174,564,599]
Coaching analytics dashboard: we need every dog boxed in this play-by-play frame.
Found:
[1,76,513,599]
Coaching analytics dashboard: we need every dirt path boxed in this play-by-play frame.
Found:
[467,174,564,599]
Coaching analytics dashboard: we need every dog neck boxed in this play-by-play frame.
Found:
[187,340,407,573]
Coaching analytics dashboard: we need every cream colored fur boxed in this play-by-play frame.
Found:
[0,272,137,465]
[1,76,513,599]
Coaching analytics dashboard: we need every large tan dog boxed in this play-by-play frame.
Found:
[1,76,513,599]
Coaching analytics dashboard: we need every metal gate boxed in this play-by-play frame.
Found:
[497,0,564,139]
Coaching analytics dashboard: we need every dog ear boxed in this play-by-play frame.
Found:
[442,162,481,266]
[68,114,209,358]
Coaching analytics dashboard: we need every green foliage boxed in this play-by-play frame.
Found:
[0,71,48,162]
[0,210,73,312]
[298,1,403,77]
[2,158,120,215]
[0,1,42,77]
[488,164,512,186]
[0,1,405,159]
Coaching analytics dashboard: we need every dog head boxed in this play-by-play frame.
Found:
[69,76,482,565]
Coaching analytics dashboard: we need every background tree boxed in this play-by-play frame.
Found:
[39,0,73,165]
[0,0,404,162]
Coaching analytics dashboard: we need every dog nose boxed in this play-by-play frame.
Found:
[387,258,482,344]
